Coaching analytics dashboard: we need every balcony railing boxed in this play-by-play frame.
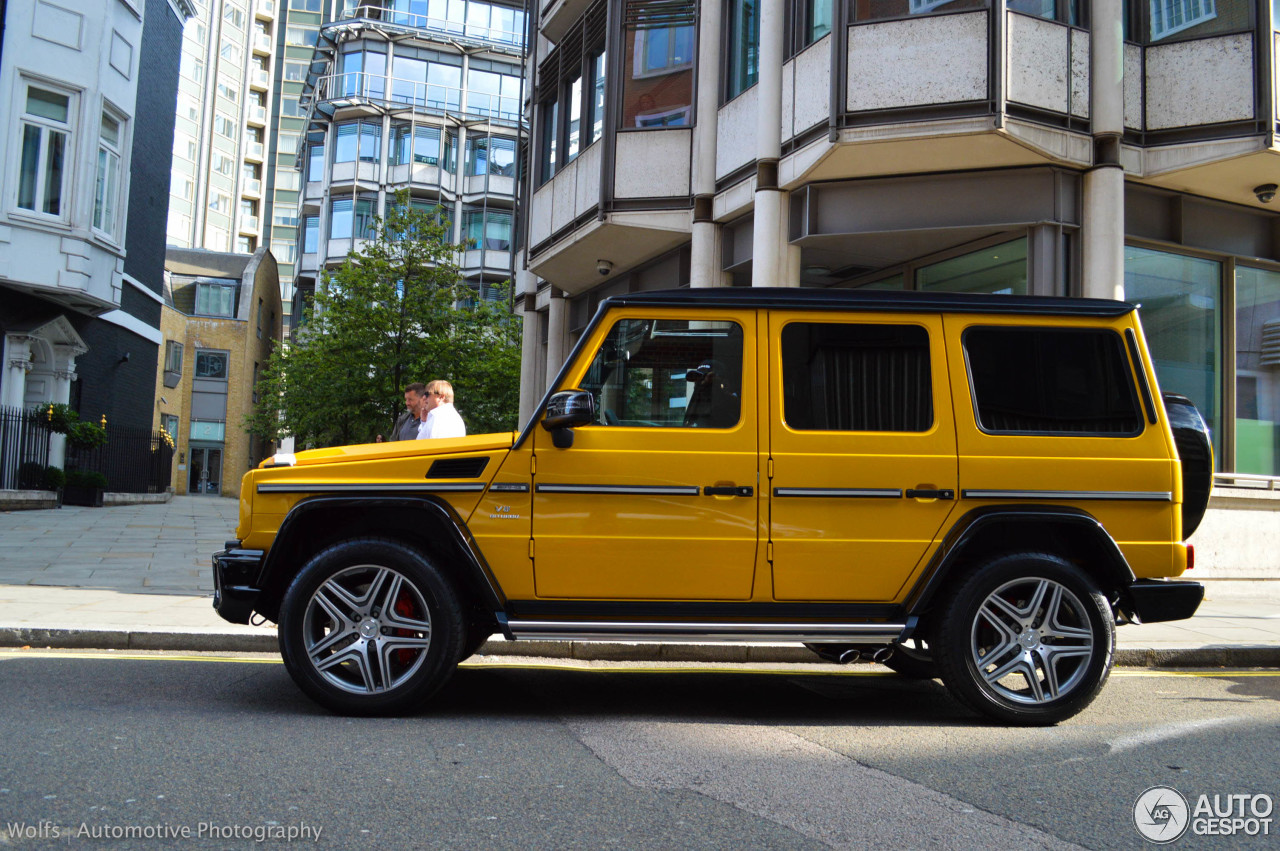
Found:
[244,142,265,160]
[250,68,270,89]
[336,3,524,51]
[317,72,523,124]
[240,215,260,233]
[253,33,273,53]
[247,104,268,125]
[242,178,262,196]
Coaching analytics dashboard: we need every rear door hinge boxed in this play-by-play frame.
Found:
[528,538,535,559]
[766,541,774,563]
[767,457,774,479]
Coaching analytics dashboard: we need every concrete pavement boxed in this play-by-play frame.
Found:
[1,495,1278,666]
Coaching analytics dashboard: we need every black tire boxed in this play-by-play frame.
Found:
[278,538,465,716]
[883,636,938,679]
[933,553,1114,726]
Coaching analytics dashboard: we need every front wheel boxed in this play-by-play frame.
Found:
[934,553,1114,726]
[278,538,465,715]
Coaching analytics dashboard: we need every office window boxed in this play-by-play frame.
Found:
[164,340,184,373]
[566,75,583,161]
[92,112,123,236]
[304,215,319,253]
[622,5,694,126]
[392,124,442,165]
[465,135,516,176]
[195,282,238,317]
[462,207,512,250]
[538,98,558,183]
[726,0,758,98]
[853,0,985,23]
[330,197,376,239]
[17,85,72,217]
[334,120,381,163]
[589,51,606,145]
[307,142,325,180]
[195,350,230,379]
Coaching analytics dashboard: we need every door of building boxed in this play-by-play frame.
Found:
[188,445,223,495]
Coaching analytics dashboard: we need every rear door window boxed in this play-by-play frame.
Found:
[964,327,1142,435]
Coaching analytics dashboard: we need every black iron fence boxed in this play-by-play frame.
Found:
[0,406,53,490]
[65,422,174,494]
[1,406,174,494]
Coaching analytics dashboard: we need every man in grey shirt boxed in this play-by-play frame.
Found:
[390,383,427,441]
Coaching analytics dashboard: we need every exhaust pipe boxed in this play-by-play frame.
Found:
[871,647,894,664]
[837,648,862,664]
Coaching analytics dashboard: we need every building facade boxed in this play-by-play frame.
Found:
[1,0,191,486]
[290,0,528,319]
[166,0,279,257]
[158,246,281,495]
[521,0,1280,580]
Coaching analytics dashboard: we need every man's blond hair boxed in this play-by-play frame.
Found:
[426,379,454,403]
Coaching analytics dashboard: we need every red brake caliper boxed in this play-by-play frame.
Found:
[393,593,418,667]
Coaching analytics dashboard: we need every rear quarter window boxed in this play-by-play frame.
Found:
[964,326,1142,436]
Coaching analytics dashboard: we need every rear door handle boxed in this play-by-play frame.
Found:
[905,488,954,500]
[703,486,754,497]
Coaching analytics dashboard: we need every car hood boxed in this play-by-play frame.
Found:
[261,432,519,468]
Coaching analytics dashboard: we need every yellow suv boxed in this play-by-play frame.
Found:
[214,288,1211,725]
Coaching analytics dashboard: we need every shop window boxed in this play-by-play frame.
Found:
[916,238,1028,295]
[1234,266,1280,476]
[1125,245,1221,461]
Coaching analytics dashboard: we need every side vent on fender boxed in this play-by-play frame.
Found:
[427,457,490,479]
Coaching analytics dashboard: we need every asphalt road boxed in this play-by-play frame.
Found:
[0,651,1276,850]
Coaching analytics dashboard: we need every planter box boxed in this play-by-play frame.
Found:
[62,485,104,507]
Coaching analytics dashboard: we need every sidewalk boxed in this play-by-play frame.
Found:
[1,496,1277,666]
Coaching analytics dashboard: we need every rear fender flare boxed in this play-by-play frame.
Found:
[905,505,1136,620]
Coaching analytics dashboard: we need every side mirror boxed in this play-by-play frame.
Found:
[542,390,595,432]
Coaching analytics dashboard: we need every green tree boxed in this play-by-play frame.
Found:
[246,191,522,449]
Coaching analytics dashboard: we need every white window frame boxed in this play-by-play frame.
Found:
[1149,0,1217,40]
[14,78,77,222]
[92,104,127,239]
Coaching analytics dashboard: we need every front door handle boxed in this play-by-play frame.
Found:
[905,488,954,500]
[704,485,754,497]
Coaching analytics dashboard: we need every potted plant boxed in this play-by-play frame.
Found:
[63,470,107,507]
[43,466,66,508]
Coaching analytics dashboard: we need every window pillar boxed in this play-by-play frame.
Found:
[517,266,541,423]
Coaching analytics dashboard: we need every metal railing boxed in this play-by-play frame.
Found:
[65,423,174,494]
[0,406,52,490]
[337,3,524,49]
[1213,472,1280,491]
[318,73,523,124]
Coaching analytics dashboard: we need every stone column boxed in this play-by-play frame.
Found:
[46,346,80,469]
[751,0,787,287]
[2,335,34,409]
[544,287,568,391]
[1081,0,1125,301]
[517,266,541,423]
[690,0,724,288]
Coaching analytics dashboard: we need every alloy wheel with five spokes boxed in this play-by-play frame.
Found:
[935,553,1114,726]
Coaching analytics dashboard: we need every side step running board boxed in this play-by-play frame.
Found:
[502,619,909,644]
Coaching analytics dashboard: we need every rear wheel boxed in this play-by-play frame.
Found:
[278,538,465,715]
[934,553,1114,726]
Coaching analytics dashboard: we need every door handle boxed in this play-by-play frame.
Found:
[703,486,754,497]
[905,488,954,500]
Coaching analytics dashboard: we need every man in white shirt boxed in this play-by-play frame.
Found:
[417,379,466,439]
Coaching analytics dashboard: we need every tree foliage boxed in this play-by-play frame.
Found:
[246,192,522,449]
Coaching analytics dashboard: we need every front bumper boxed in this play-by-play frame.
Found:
[1123,579,1204,623]
[212,541,265,625]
